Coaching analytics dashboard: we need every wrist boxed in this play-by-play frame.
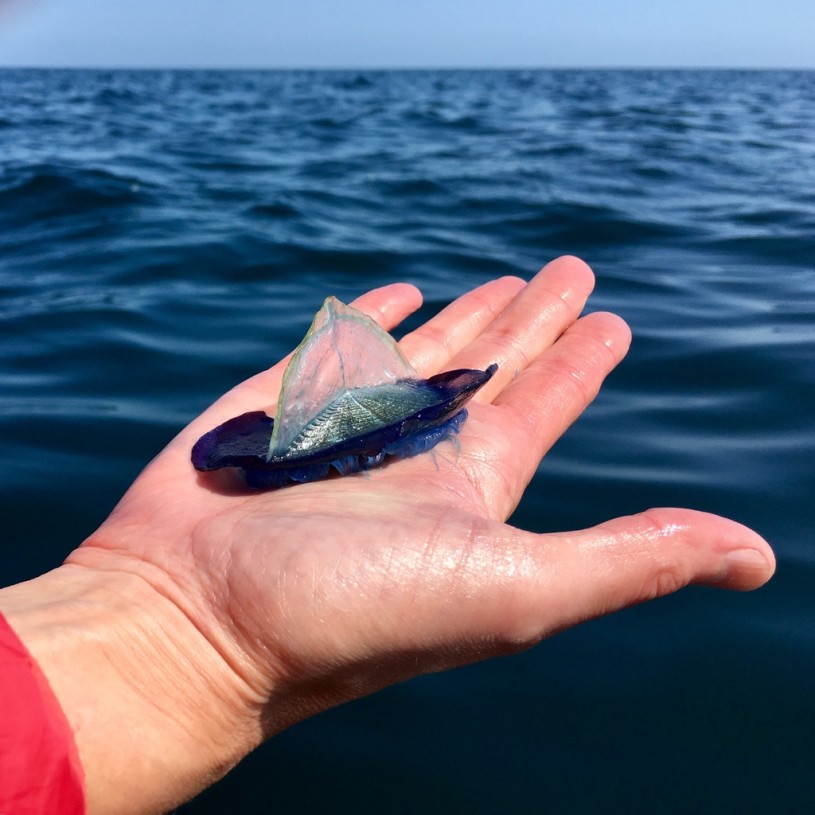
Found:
[0,564,260,815]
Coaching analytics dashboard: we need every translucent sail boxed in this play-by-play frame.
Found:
[268,297,417,458]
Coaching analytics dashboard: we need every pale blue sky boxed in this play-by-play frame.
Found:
[0,0,812,69]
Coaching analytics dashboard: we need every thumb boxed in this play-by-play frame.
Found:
[479,508,775,649]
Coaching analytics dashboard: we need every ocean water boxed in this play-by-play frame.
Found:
[1,69,814,812]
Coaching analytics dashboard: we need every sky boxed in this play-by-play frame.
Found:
[0,0,812,70]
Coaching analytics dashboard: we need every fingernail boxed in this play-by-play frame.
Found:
[723,548,773,582]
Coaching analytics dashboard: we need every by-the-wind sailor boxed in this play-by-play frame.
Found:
[192,297,497,489]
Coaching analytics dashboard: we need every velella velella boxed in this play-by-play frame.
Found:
[192,296,497,489]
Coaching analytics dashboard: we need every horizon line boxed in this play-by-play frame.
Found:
[1,64,813,72]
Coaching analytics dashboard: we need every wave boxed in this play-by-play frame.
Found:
[0,164,149,225]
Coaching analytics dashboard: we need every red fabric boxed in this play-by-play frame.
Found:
[0,612,85,814]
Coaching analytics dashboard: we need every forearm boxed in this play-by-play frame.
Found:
[0,565,258,815]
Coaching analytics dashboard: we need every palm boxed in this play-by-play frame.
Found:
[70,257,774,721]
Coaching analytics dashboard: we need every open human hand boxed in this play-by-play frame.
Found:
[1,256,774,815]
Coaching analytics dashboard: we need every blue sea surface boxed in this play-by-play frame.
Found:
[1,69,814,812]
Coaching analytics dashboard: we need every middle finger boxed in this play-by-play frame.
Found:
[448,256,595,404]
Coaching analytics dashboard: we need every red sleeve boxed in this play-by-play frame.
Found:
[0,612,85,814]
